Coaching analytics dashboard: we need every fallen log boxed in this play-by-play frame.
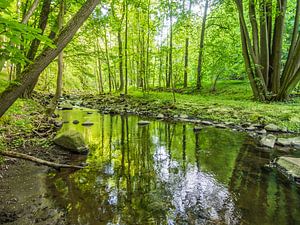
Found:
[0,151,84,170]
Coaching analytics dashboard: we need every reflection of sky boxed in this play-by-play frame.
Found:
[153,143,240,224]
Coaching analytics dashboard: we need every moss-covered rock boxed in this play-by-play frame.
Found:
[53,130,88,154]
[277,157,300,180]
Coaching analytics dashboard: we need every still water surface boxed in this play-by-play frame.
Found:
[48,109,300,225]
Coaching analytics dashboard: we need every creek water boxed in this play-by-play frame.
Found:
[48,109,300,225]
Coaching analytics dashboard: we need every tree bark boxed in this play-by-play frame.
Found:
[1,151,84,170]
[21,0,40,24]
[196,0,209,90]
[0,0,101,118]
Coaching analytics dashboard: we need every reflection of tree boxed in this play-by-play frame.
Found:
[195,131,201,170]
[228,137,300,225]
[182,125,186,173]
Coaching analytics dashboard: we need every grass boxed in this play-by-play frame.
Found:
[128,80,300,132]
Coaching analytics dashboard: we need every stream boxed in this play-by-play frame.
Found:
[47,109,300,225]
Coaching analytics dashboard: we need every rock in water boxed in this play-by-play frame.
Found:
[157,114,164,119]
[260,134,277,148]
[73,120,80,124]
[138,121,150,125]
[82,121,94,126]
[53,130,88,154]
[277,157,300,180]
[264,124,280,132]
[59,102,73,110]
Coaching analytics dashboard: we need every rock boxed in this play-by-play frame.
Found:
[260,134,277,148]
[53,130,88,154]
[277,138,293,146]
[264,124,280,132]
[281,127,288,133]
[215,124,226,129]
[257,129,267,135]
[138,120,150,125]
[277,157,300,180]
[87,112,93,115]
[73,120,79,124]
[59,102,73,110]
[246,125,256,131]
[180,114,189,119]
[224,121,235,126]
[54,121,63,128]
[201,121,213,126]
[193,126,203,132]
[63,120,69,124]
[157,113,164,119]
[82,121,94,126]
[276,137,300,148]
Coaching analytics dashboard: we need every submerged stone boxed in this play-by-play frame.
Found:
[59,102,73,110]
[53,130,88,154]
[73,120,80,124]
[82,121,94,126]
[260,134,277,148]
[138,120,150,125]
[157,113,164,119]
[277,157,300,180]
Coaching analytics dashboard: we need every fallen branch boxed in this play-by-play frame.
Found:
[0,151,84,170]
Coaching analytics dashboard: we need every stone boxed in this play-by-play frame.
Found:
[264,124,280,132]
[87,112,93,115]
[257,129,267,135]
[193,126,203,132]
[59,102,73,110]
[246,126,256,131]
[277,138,293,146]
[54,121,63,128]
[201,121,213,126]
[260,134,277,148]
[73,120,80,124]
[82,121,94,126]
[180,114,189,119]
[215,124,226,129]
[277,157,300,179]
[53,130,88,154]
[157,113,164,119]
[138,120,150,125]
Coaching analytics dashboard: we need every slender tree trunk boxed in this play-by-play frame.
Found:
[21,0,52,97]
[183,0,191,88]
[55,0,65,99]
[96,38,104,93]
[22,0,40,24]
[196,0,209,90]
[125,0,128,94]
[168,0,173,90]
[118,30,124,92]
[0,0,101,118]
[104,27,112,93]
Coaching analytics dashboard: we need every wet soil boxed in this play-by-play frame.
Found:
[0,145,73,225]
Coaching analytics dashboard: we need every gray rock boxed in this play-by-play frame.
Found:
[246,126,256,131]
[260,134,277,148]
[193,127,203,132]
[292,139,300,150]
[264,124,280,132]
[215,124,226,129]
[201,121,213,126]
[257,129,267,135]
[73,120,79,124]
[277,138,293,146]
[277,156,300,179]
[180,114,189,119]
[157,113,164,119]
[82,121,94,126]
[59,102,73,110]
[54,121,63,128]
[138,120,150,125]
[53,130,88,154]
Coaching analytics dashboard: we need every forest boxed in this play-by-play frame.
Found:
[0,0,300,224]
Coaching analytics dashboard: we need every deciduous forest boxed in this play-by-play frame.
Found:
[0,0,300,224]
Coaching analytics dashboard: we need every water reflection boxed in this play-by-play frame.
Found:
[48,110,300,225]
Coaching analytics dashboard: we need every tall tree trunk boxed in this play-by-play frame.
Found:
[21,0,40,24]
[55,0,65,99]
[118,30,124,92]
[196,0,209,90]
[21,0,52,97]
[125,0,128,94]
[168,0,173,90]
[183,0,191,88]
[96,38,104,93]
[104,27,112,93]
[0,0,101,117]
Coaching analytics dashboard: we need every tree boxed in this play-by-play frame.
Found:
[0,0,101,117]
[235,0,300,101]
[196,0,209,90]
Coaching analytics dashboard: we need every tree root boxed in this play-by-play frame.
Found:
[0,151,84,170]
